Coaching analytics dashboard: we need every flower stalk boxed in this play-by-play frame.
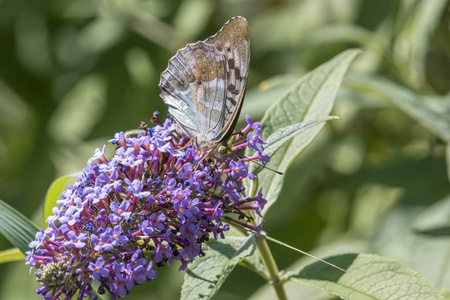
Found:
[257,236,287,300]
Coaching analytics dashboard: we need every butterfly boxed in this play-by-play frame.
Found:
[159,16,250,161]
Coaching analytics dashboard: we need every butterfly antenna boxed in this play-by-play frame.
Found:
[237,154,283,175]
[261,233,346,272]
[232,225,346,273]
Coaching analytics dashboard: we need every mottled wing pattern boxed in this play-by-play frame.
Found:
[159,43,227,139]
[159,16,250,144]
[204,17,250,142]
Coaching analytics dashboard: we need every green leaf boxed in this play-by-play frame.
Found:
[289,253,445,300]
[79,18,125,54]
[346,76,450,143]
[0,248,25,264]
[447,144,450,183]
[173,0,215,40]
[44,172,81,224]
[410,235,450,290]
[242,74,300,120]
[181,235,256,300]
[248,239,369,300]
[248,49,359,214]
[413,195,450,237]
[393,0,447,88]
[264,117,339,157]
[249,118,338,176]
[349,184,401,239]
[47,74,107,144]
[239,250,268,280]
[370,205,450,290]
[301,24,399,77]
[0,199,39,254]
[250,280,332,300]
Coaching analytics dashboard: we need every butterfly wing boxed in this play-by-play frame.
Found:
[203,16,250,143]
[159,42,228,139]
[159,16,250,144]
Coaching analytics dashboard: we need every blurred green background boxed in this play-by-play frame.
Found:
[1,0,449,299]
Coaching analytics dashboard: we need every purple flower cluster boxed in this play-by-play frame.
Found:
[26,115,268,300]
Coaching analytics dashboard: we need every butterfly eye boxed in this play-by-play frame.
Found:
[218,146,228,155]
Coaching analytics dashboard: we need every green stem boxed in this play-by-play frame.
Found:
[246,179,286,299]
[257,235,288,300]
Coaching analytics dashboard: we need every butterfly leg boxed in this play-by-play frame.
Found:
[193,149,213,172]
[175,136,198,152]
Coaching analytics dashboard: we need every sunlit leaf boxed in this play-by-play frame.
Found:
[413,195,450,237]
[125,47,156,87]
[250,280,332,300]
[264,117,339,156]
[410,235,450,290]
[289,253,446,300]
[240,249,267,280]
[393,0,447,88]
[247,49,359,214]
[251,1,356,51]
[346,76,450,142]
[250,117,339,175]
[242,74,300,120]
[349,184,402,239]
[371,205,450,290]
[0,248,25,264]
[173,0,215,40]
[447,144,450,183]
[303,24,388,61]
[248,238,368,300]
[43,173,81,224]
[47,74,107,144]
[181,235,256,300]
[0,199,38,254]
[301,23,397,75]
[79,18,125,54]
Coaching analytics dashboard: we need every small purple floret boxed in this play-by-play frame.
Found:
[26,116,269,300]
